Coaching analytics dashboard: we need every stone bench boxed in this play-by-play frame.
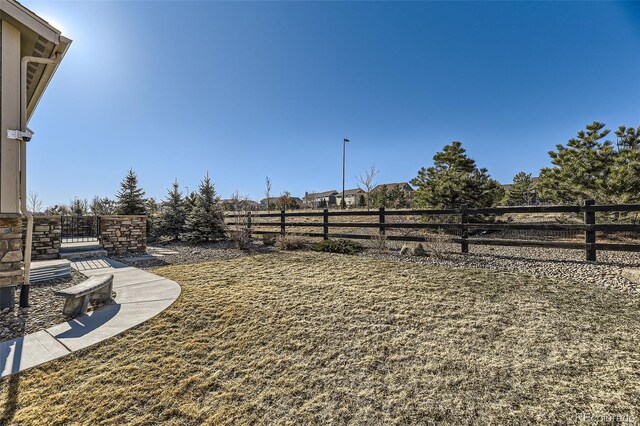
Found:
[55,274,114,318]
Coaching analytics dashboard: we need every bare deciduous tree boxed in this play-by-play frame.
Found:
[228,191,252,250]
[265,176,272,211]
[356,164,379,210]
[27,191,42,214]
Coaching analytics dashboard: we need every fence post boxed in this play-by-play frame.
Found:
[280,210,286,236]
[323,209,329,240]
[460,204,469,254]
[379,207,385,238]
[584,199,596,262]
[247,211,252,239]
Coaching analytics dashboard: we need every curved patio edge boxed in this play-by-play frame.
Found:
[0,258,181,378]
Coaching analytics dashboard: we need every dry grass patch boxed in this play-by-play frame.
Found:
[1,252,640,425]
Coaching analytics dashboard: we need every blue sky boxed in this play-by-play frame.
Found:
[22,1,640,206]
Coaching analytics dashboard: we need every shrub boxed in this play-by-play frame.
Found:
[313,239,363,255]
[229,229,252,250]
[262,234,277,246]
[226,194,252,250]
[277,234,306,251]
[370,232,388,253]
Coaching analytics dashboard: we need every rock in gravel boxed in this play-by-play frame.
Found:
[411,243,427,256]
[622,268,640,285]
[400,244,411,255]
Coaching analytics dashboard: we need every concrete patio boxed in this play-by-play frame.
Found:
[0,258,180,378]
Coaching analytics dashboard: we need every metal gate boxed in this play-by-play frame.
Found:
[61,215,101,243]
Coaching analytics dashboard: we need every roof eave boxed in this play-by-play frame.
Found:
[25,35,72,123]
[0,0,61,44]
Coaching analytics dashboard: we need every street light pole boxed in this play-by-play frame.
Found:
[342,138,349,209]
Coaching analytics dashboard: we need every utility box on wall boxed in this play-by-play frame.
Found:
[0,1,71,308]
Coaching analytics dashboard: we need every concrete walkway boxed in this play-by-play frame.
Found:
[0,258,180,378]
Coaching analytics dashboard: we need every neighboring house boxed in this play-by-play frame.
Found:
[303,190,338,208]
[502,176,541,205]
[370,183,415,208]
[335,188,366,208]
[260,197,281,209]
[221,199,261,211]
[373,183,414,198]
[260,196,303,210]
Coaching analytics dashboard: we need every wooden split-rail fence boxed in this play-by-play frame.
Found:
[224,200,640,262]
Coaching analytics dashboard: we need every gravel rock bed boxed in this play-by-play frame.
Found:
[119,240,276,269]
[126,238,640,296]
[0,270,89,342]
[360,242,640,295]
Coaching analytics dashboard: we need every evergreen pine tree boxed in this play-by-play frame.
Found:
[115,168,147,215]
[537,122,615,204]
[69,197,88,215]
[506,172,534,206]
[183,174,225,242]
[410,142,503,208]
[158,180,187,240]
[184,191,198,214]
[370,185,389,208]
[387,187,408,208]
[609,125,640,203]
[533,121,640,207]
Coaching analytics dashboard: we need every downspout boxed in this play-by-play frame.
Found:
[18,52,61,308]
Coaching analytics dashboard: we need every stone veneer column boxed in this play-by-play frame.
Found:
[25,216,62,260]
[98,215,147,256]
[0,214,24,309]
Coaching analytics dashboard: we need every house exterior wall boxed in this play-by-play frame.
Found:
[0,2,72,308]
[305,195,336,208]
[1,21,21,214]
[0,22,22,307]
[336,191,366,207]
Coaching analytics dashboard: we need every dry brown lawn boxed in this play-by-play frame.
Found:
[1,252,639,425]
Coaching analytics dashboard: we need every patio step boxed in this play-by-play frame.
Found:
[59,241,107,261]
[60,248,108,261]
[60,243,103,253]
[29,259,72,283]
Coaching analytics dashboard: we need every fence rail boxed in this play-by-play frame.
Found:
[224,200,640,262]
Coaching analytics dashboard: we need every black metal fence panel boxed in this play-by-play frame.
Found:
[61,216,100,243]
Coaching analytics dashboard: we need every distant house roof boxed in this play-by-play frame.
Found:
[373,183,414,192]
[305,190,338,200]
[260,197,281,204]
[336,188,365,197]
[260,196,303,204]
[502,176,540,192]
[222,199,260,206]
